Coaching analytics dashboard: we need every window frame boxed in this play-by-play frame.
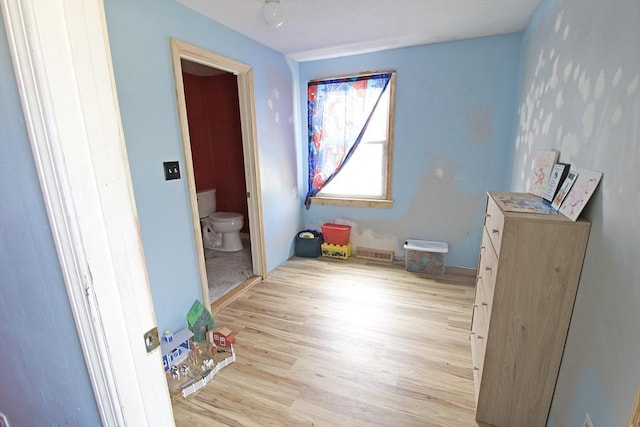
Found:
[308,71,396,208]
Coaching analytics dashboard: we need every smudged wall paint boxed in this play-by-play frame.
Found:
[104,0,300,333]
[310,157,481,260]
[299,34,522,269]
[511,1,640,426]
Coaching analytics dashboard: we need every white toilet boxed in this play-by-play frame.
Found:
[196,189,244,252]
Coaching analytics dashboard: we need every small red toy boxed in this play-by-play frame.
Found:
[208,326,235,348]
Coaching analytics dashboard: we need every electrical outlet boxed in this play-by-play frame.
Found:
[163,161,180,180]
[583,413,594,427]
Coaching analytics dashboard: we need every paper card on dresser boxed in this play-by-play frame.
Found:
[558,168,603,221]
[543,162,570,203]
[528,150,560,197]
[551,169,578,210]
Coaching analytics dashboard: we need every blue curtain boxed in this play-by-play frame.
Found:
[305,73,391,208]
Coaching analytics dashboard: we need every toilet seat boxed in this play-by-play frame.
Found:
[210,212,242,221]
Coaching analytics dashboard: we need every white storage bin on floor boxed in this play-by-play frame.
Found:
[404,239,448,275]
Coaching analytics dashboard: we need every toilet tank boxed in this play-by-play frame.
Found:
[196,189,216,218]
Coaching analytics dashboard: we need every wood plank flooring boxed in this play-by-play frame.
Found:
[172,257,481,426]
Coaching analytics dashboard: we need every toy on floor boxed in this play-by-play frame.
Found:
[161,328,193,373]
[186,299,215,342]
[164,325,239,400]
[208,326,236,348]
[180,344,236,398]
[187,342,201,365]
[170,365,180,380]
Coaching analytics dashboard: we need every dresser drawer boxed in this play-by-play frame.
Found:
[470,326,485,367]
[470,331,485,403]
[478,249,497,305]
[472,270,491,350]
[477,228,498,304]
[473,278,491,331]
[471,302,489,344]
[484,195,505,255]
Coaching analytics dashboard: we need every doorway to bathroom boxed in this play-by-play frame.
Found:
[170,39,266,310]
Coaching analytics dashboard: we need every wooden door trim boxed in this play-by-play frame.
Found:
[169,39,267,307]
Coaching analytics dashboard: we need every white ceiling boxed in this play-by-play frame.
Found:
[177,0,541,62]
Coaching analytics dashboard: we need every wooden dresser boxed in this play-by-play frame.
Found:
[471,192,591,427]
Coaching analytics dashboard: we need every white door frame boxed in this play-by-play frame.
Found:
[170,39,267,303]
[1,1,174,425]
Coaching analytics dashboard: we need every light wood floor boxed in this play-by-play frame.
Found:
[172,256,481,426]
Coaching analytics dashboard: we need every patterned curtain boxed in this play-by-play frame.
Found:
[305,73,392,208]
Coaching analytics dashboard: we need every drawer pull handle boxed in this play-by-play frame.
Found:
[473,366,479,371]
[478,335,484,340]
[482,302,488,307]
[485,214,491,219]
[485,266,492,271]
[474,304,478,308]
[492,228,499,234]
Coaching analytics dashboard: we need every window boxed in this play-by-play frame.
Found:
[306,71,396,208]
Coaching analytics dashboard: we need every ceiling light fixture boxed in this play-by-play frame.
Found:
[262,0,285,28]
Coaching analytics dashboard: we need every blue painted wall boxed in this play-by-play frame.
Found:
[511,0,640,425]
[103,0,301,333]
[5,1,636,424]
[298,35,522,268]
[0,13,101,427]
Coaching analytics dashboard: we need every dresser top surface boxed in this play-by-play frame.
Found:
[488,192,591,225]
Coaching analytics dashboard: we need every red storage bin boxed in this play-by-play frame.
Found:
[321,223,351,245]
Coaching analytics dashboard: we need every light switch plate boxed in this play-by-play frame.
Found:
[163,161,180,180]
